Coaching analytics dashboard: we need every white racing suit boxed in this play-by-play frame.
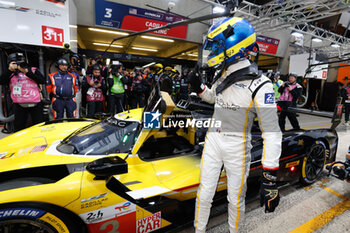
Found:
[194,59,282,233]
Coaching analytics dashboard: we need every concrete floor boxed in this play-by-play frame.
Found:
[1,114,349,233]
[179,114,350,233]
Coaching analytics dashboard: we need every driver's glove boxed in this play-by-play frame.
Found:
[260,169,280,213]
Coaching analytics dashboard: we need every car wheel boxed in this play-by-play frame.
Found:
[0,202,85,233]
[300,140,327,185]
[0,177,54,192]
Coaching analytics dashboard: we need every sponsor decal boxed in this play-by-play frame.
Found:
[143,111,161,129]
[115,202,134,217]
[264,93,275,104]
[40,126,55,132]
[81,193,108,203]
[31,145,47,153]
[216,98,240,110]
[137,211,162,233]
[0,208,45,219]
[286,160,300,168]
[0,152,14,159]
[80,201,136,224]
[81,193,108,209]
[39,212,69,232]
[84,210,104,223]
[84,204,136,233]
[234,83,247,88]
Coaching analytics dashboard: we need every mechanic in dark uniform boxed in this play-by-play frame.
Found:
[152,63,164,84]
[130,67,147,109]
[143,67,153,103]
[47,58,79,119]
[159,66,174,95]
[278,73,302,132]
[179,67,190,101]
[82,65,106,118]
[0,52,45,132]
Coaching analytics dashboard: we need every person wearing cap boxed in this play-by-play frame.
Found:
[82,65,107,118]
[278,73,302,132]
[0,52,45,132]
[152,63,164,83]
[46,58,79,119]
[268,71,283,101]
[160,66,174,95]
[107,61,127,114]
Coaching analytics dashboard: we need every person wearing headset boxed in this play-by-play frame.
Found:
[0,52,45,132]
[189,17,282,233]
[46,58,79,119]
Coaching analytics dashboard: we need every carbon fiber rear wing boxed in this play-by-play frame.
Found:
[289,97,343,130]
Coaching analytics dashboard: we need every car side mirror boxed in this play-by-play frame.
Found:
[86,156,128,180]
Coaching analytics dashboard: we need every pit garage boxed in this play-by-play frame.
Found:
[0,1,350,233]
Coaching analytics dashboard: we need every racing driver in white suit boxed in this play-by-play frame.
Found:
[189,17,282,233]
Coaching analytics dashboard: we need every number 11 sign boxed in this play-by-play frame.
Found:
[42,25,64,46]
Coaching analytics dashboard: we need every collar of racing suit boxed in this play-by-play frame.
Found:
[225,58,251,76]
[216,59,261,95]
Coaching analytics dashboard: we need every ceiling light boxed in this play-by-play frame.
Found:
[311,37,322,43]
[291,31,303,37]
[213,6,225,13]
[141,35,174,42]
[331,43,340,48]
[0,1,15,7]
[88,28,129,36]
[69,25,77,29]
[93,42,123,48]
[132,47,158,52]
[142,62,156,68]
[187,54,198,57]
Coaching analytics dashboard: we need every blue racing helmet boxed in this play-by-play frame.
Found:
[204,17,256,67]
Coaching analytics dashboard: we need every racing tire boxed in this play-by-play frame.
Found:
[0,177,54,192]
[0,202,86,233]
[300,140,327,185]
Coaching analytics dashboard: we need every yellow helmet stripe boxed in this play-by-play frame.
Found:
[208,17,243,39]
[207,32,256,67]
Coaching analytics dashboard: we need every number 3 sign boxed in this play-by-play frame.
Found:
[42,25,64,46]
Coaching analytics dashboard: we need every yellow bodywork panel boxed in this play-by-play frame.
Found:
[0,172,83,205]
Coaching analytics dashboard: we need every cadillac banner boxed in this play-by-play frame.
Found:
[95,0,188,39]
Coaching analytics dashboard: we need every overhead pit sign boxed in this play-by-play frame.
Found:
[95,0,188,39]
[256,35,280,55]
[0,0,70,48]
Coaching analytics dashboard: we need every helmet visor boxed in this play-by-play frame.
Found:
[203,38,220,58]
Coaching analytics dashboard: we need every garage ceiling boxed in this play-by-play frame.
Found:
[77,26,199,61]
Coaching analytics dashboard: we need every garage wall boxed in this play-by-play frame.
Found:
[72,0,211,43]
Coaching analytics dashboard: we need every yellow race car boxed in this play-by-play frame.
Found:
[0,86,225,233]
[0,84,338,233]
